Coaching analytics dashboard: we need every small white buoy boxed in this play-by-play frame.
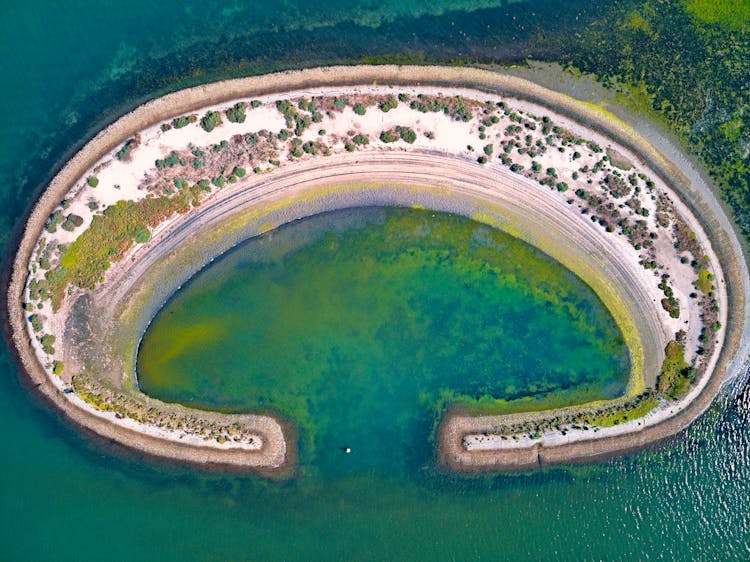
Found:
[343,447,351,454]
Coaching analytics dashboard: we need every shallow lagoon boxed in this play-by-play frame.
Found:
[138,207,629,479]
[4,1,750,558]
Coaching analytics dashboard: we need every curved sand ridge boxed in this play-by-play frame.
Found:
[7,65,747,475]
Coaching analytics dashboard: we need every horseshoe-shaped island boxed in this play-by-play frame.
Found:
[8,66,747,477]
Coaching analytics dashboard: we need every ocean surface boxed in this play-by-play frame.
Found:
[1,1,749,560]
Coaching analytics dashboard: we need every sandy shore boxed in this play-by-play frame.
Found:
[7,65,747,473]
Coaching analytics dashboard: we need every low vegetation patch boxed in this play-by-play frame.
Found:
[606,147,633,170]
[40,334,55,355]
[40,184,208,308]
[659,278,681,318]
[696,269,714,293]
[378,95,398,112]
[380,126,417,144]
[200,110,222,132]
[172,115,197,129]
[116,136,140,161]
[453,389,659,440]
[657,337,694,399]
[61,214,83,232]
[588,394,659,427]
[225,102,247,123]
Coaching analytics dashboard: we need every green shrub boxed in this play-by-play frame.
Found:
[29,314,42,332]
[155,151,181,170]
[87,176,99,188]
[483,144,494,156]
[116,138,138,161]
[200,111,222,132]
[657,340,692,398]
[276,100,297,127]
[61,214,84,232]
[379,95,399,112]
[294,114,312,136]
[232,167,246,177]
[396,126,417,144]
[40,334,56,355]
[52,361,64,375]
[225,102,247,123]
[352,134,369,146]
[301,141,318,155]
[45,210,63,233]
[353,103,367,116]
[380,130,399,143]
[134,225,150,244]
[171,115,197,129]
[250,100,262,108]
[696,269,714,293]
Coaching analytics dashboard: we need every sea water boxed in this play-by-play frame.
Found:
[1,1,749,560]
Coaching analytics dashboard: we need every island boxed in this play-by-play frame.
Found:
[7,65,747,476]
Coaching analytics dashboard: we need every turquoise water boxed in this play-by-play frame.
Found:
[1,1,750,560]
[138,208,629,479]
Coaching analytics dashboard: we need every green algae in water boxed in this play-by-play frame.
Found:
[137,207,629,478]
